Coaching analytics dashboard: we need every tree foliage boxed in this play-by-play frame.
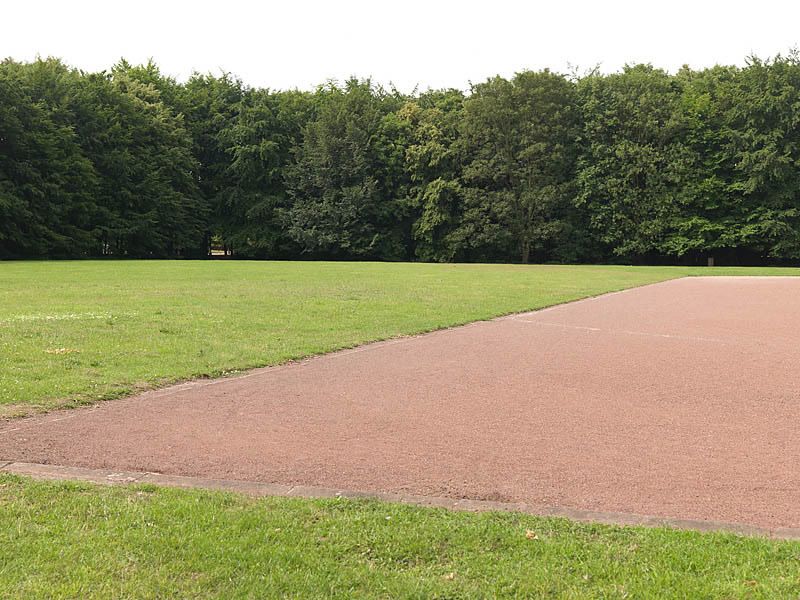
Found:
[285,80,407,259]
[461,71,579,263]
[3,54,800,265]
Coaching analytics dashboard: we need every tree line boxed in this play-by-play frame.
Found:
[2,54,800,264]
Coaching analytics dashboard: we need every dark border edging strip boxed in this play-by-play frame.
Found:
[2,461,800,540]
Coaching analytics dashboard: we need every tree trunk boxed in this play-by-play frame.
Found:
[521,241,530,264]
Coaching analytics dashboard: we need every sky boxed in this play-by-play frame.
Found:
[5,0,800,92]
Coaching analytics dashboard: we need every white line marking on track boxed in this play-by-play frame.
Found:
[510,319,729,344]
[0,407,103,436]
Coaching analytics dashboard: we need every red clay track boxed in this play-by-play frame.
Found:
[2,276,800,529]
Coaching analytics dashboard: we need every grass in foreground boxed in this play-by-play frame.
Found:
[1,474,799,599]
[2,261,798,411]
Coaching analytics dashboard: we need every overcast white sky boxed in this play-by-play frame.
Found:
[5,0,799,92]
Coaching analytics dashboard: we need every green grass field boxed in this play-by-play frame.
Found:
[3,261,800,598]
[2,260,798,413]
[2,474,799,598]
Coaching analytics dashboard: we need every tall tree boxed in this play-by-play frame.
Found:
[0,58,97,258]
[662,65,741,261]
[176,72,246,252]
[459,71,579,263]
[285,79,407,259]
[401,89,466,261]
[72,63,205,256]
[576,64,694,260]
[723,54,800,259]
[214,88,315,256]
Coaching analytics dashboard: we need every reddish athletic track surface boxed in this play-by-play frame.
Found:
[2,276,799,529]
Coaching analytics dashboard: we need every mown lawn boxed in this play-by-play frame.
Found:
[1,474,798,599]
[2,260,798,412]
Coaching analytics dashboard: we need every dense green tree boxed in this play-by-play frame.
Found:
[176,72,246,250]
[576,65,693,259]
[401,90,466,261]
[663,65,742,261]
[0,59,97,258]
[722,55,800,259]
[459,71,580,263]
[214,88,315,256]
[665,56,800,262]
[72,65,205,256]
[285,79,408,259]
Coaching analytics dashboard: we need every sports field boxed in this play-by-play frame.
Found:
[2,262,800,597]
